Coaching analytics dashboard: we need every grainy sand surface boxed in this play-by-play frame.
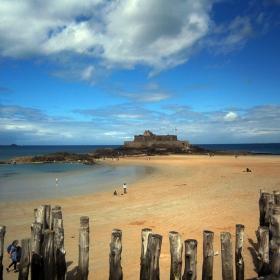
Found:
[1,154,280,279]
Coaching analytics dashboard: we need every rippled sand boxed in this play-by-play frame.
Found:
[1,154,280,279]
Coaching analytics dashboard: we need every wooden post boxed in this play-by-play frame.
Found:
[53,218,63,230]
[235,224,245,280]
[0,225,6,280]
[255,226,269,276]
[259,193,274,227]
[182,239,197,280]
[18,238,31,280]
[37,205,46,231]
[77,216,89,280]
[45,205,51,230]
[140,228,152,280]
[265,202,273,228]
[53,219,66,280]
[169,231,183,280]
[51,206,62,230]
[273,191,280,205]
[31,222,43,280]
[146,233,162,280]
[268,213,280,274]
[269,214,280,240]
[42,229,55,280]
[202,230,214,280]
[109,229,123,280]
[268,236,280,274]
[220,232,234,280]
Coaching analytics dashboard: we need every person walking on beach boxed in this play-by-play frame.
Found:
[6,240,20,272]
[123,183,127,194]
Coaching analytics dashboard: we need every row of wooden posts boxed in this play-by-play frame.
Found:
[0,190,280,280]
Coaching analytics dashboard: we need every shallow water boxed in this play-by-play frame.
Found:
[0,162,153,202]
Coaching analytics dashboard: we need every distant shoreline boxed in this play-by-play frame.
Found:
[1,143,280,164]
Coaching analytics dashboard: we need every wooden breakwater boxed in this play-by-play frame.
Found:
[1,190,280,279]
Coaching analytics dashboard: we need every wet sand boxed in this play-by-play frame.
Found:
[1,154,280,279]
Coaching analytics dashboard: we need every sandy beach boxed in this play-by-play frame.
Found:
[1,154,280,279]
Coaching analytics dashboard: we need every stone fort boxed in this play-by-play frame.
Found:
[124,130,189,148]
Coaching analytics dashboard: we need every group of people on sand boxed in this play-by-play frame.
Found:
[6,240,21,273]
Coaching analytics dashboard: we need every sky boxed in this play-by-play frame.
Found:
[0,0,280,145]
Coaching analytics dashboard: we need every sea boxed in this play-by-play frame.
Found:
[194,143,280,155]
[0,145,153,203]
[0,143,279,203]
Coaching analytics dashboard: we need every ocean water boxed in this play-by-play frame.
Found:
[0,145,152,203]
[0,145,121,161]
[195,143,280,155]
[0,162,153,203]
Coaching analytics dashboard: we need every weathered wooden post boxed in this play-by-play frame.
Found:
[42,229,55,280]
[31,222,43,280]
[45,205,51,230]
[169,231,183,280]
[37,205,46,232]
[146,233,162,280]
[269,214,280,240]
[182,239,197,280]
[53,218,63,230]
[77,216,89,280]
[259,193,274,227]
[140,228,152,280]
[202,230,214,280]
[273,191,280,205]
[53,219,66,280]
[255,226,269,276]
[268,236,280,274]
[18,238,31,280]
[0,225,6,280]
[220,232,234,280]
[268,213,280,274]
[235,224,245,280]
[265,202,274,228]
[51,206,62,230]
[109,229,123,280]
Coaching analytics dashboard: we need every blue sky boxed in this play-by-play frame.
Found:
[0,0,280,145]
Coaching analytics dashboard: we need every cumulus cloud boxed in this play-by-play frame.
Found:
[0,0,214,80]
[0,0,274,82]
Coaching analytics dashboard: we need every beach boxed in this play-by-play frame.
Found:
[1,154,280,279]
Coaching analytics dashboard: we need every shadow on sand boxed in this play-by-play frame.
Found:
[66,261,77,280]
[248,237,258,274]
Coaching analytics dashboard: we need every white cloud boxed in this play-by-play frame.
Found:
[0,0,215,77]
[224,112,238,121]
[0,0,274,81]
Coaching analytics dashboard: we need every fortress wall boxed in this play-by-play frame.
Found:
[134,135,178,142]
[124,140,189,148]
